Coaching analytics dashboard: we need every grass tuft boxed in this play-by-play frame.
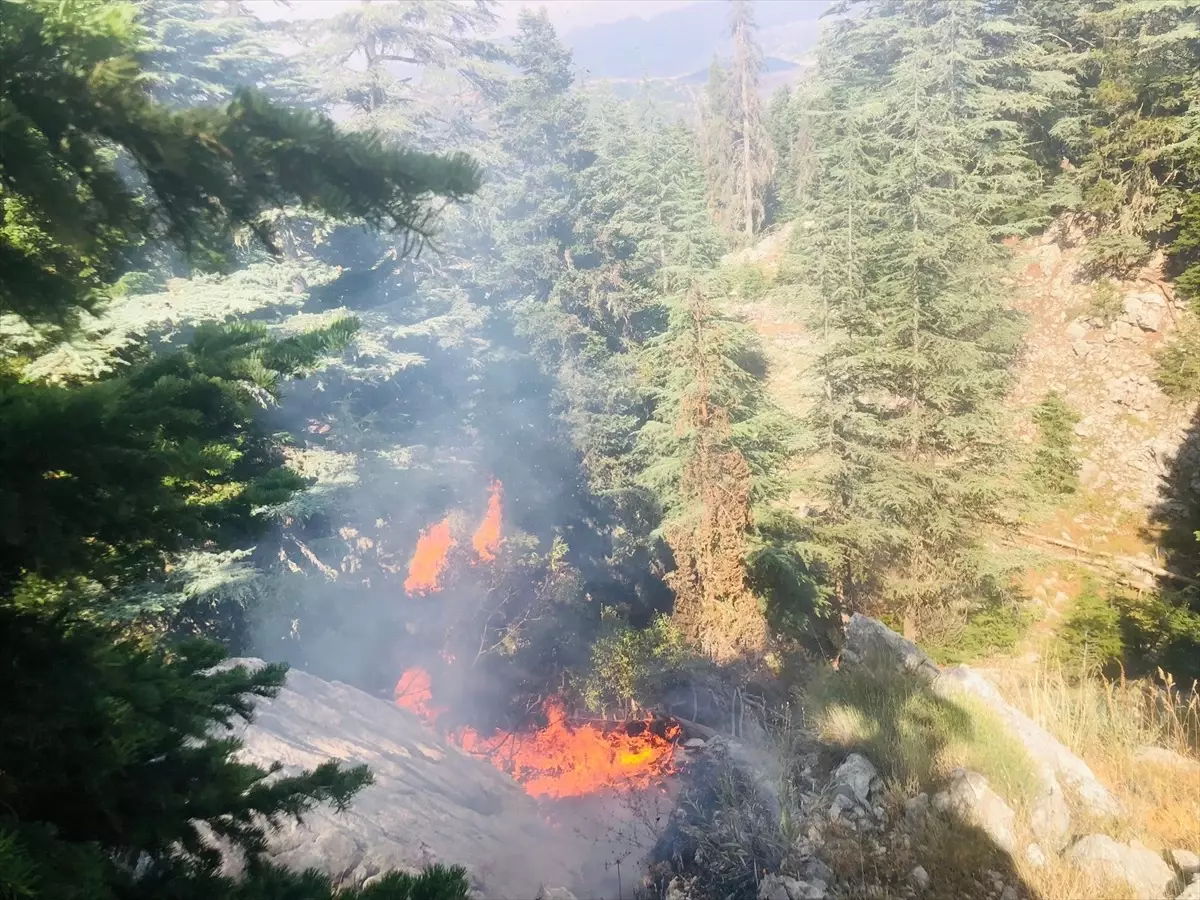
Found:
[802,666,1040,808]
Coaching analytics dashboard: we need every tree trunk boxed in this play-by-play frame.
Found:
[740,36,753,237]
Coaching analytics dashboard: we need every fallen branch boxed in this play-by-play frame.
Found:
[1016,530,1199,587]
[666,714,721,742]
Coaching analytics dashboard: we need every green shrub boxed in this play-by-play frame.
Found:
[1118,589,1200,684]
[577,608,688,714]
[925,603,1034,666]
[1030,391,1081,495]
[1155,327,1200,400]
[1055,583,1125,674]
[719,263,769,302]
[1080,232,1151,279]
[1055,582,1200,683]
[1089,278,1125,324]
[109,270,163,297]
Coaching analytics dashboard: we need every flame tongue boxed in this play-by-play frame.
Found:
[394,667,445,721]
[472,479,503,562]
[404,518,454,594]
[394,669,679,799]
[459,698,679,799]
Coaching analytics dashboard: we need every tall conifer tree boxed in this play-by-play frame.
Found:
[796,0,1062,633]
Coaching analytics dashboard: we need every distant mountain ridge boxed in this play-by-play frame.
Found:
[564,0,831,80]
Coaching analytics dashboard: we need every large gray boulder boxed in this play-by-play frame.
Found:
[1066,834,1178,899]
[935,667,1121,821]
[841,614,941,680]
[211,659,589,898]
[932,769,1018,854]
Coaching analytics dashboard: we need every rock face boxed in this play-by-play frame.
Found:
[1066,834,1178,900]
[934,667,1121,822]
[932,769,1018,854]
[841,614,941,680]
[832,753,879,807]
[1134,745,1200,776]
[844,613,1121,835]
[213,659,587,898]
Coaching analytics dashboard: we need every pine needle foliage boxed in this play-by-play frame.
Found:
[794,0,1061,628]
[0,604,471,900]
[0,317,358,595]
[0,0,481,326]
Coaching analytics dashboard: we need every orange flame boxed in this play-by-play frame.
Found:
[472,479,503,563]
[394,667,445,721]
[404,518,454,594]
[394,668,679,799]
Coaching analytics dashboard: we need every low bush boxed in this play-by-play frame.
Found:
[925,602,1034,666]
[1089,278,1125,324]
[1030,391,1081,495]
[577,607,689,715]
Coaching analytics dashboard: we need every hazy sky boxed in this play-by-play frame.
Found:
[246,0,700,35]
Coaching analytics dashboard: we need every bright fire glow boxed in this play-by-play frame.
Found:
[393,668,679,799]
[404,518,454,594]
[472,479,503,562]
[394,667,445,721]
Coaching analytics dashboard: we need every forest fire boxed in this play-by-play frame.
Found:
[403,518,454,594]
[395,481,678,799]
[472,478,503,562]
[394,668,680,799]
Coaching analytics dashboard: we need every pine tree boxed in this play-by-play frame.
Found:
[299,0,502,142]
[727,0,775,238]
[0,0,480,327]
[699,57,735,228]
[0,605,471,900]
[1050,0,1200,277]
[136,0,301,109]
[796,0,1059,635]
[0,3,479,893]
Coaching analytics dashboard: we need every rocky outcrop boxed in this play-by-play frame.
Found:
[211,658,587,898]
[840,613,941,680]
[1066,834,1179,899]
[842,613,1122,837]
[932,769,1018,854]
[933,666,1121,823]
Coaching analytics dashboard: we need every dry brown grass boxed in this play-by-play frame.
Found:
[997,662,1200,853]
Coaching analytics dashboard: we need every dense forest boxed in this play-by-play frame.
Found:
[1,0,1198,897]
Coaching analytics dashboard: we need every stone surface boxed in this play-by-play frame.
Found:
[833,753,879,807]
[1025,843,1048,869]
[536,889,578,900]
[1123,291,1167,332]
[212,659,591,898]
[1066,835,1178,900]
[904,792,930,831]
[935,666,1121,820]
[1134,745,1200,775]
[1171,850,1200,878]
[910,865,930,892]
[932,769,1018,854]
[757,874,794,900]
[1178,880,1200,900]
[841,613,941,680]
